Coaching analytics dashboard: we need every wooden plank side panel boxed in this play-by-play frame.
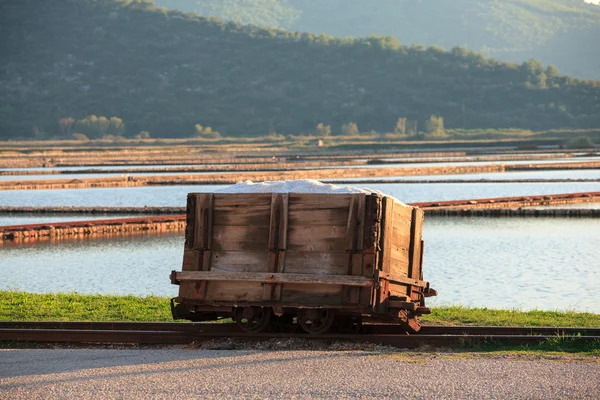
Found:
[210,251,269,272]
[176,271,373,286]
[287,225,346,252]
[389,283,409,299]
[211,225,270,251]
[213,208,271,227]
[280,283,343,305]
[389,245,410,277]
[212,193,272,227]
[284,252,347,275]
[204,281,264,302]
[288,194,352,210]
[288,208,348,226]
[391,226,412,253]
[392,204,413,232]
[408,208,425,280]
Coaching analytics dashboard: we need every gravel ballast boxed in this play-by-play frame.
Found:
[1,349,599,399]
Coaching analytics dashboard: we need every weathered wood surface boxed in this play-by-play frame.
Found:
[177,192,424,311]
[175,271,375,287]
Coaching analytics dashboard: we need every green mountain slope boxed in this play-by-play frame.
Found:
[157,0,600,79]
[1,0,599,139]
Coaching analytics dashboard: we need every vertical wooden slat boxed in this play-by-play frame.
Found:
[355,194,366,251]
[273,193,289,301]
[419,240,425,281]
[366,194,382,308]
[376,196,394,313]
[264,194,284,300]
[200,194,214,298]
[180,194,199,299]
[192,193,214,299]
[407,208,424,280]
[344,194,367,304]
[184,193,197,249]
[343,195,358,304]
[345,195,358,256]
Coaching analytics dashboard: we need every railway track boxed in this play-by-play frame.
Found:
[1,322,598,348]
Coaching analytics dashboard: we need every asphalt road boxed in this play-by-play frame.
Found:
[1,348,599,399]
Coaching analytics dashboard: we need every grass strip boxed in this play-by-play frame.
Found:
[2,291,600,328]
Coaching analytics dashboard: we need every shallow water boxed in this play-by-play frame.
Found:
[1,218,599,312]
[0,182,598,208]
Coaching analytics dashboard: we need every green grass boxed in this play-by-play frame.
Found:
[422,305,600,328]
[459,335,600,355]
[2,291,600,327]
[0,291,172,322]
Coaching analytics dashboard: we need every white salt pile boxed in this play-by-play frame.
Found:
[216,179,410,207]
[215,179,376,194]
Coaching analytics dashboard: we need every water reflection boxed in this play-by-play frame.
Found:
[1,218,599,312]
[1,233,184,297]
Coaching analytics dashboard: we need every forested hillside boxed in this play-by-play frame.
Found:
[1,0,599,139]
[157,0,600,79]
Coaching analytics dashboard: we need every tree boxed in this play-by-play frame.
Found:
[135,130,151,139]
[108,117,125,135]
[194,123,221,139]
[340,122,359,136]
[58,117,75,136]
[394,117,407,135]
[545,65,560,79]
[423,115,445,136]
[316,122,331,137]
[98,116,110,136]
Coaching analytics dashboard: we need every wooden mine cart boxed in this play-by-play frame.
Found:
[170,192,436,333]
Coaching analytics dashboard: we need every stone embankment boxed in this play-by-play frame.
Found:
[0,206,186,214]
[2,159,599,191]
[0,153,578,176]
[4,161,600,191]
[412,192,600,211]
[0,216,186,242]
[425,208,600,217]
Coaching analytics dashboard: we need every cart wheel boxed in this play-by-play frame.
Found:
[234,307,271,332]
[297,309,335,334]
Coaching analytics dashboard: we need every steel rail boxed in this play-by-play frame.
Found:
[0,328,598,348]
[1,322,599,348]
[2,321,600,336]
